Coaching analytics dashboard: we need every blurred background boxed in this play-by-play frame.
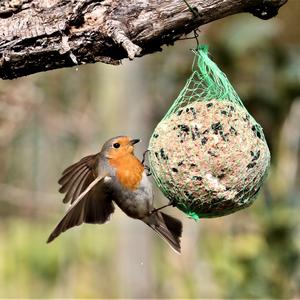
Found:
[0,1,299,298]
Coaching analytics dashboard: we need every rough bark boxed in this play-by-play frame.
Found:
[0,0,287,80]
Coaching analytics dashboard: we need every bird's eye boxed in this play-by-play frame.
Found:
[113,143,120,149]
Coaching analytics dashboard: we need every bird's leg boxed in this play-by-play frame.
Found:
[142,150,152,176]
[150,200,175,214]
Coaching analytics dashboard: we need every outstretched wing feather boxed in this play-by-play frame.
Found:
[47,153,115,243]
[58,154,99,204]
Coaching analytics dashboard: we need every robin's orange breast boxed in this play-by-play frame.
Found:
[109,154,144,190]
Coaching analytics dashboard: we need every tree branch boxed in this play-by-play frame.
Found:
[0,0,287,80]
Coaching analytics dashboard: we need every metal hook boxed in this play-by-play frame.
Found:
[182,0,201,48]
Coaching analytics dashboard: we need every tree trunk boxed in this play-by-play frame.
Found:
[0,0,287,80]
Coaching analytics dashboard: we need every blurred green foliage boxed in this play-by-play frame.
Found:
[0,219,119,298]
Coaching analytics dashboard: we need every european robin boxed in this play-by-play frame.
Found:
[47,136,182,253]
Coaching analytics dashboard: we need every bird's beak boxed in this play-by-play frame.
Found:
[130,139,140,145]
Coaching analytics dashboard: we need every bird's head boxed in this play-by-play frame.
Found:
[101,136,140,159]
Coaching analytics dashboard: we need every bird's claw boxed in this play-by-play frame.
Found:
[144,165,152,176]
[142,150,152,176]
[142,149,149,165]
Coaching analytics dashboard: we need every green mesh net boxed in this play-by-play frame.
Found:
[148,45,270,220]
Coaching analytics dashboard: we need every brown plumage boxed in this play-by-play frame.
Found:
[47,136,182,253]
[58,154,99,204]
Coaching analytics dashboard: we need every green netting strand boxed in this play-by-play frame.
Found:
[148,45,271,220]
[166,45,245,117]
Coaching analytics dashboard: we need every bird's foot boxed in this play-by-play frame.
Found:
[142,150,152,176]
[144,165,152,176]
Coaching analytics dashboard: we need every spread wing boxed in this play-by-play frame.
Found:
[47,154,115,243]
[58,154,100,204]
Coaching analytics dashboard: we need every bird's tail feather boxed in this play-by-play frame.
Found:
[146,211,182,254]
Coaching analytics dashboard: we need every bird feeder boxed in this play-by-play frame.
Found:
[148,46,270,220]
